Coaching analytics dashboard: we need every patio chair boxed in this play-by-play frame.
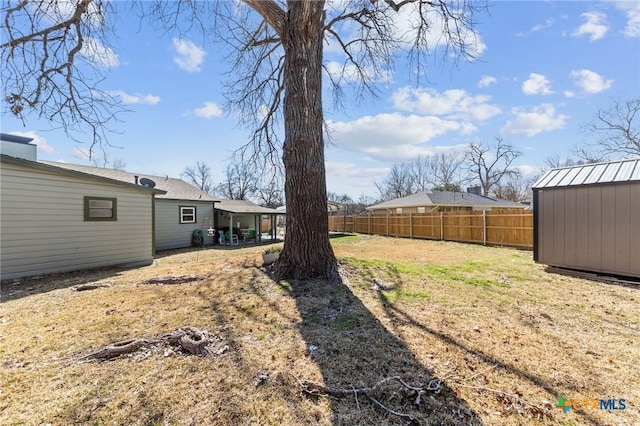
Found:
[225,231,239,245]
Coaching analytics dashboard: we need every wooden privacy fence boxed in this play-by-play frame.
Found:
[328,210,533,249]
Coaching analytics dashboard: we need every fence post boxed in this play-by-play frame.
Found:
[483,209,487,245]
[440,211,444,240]
[368,213,371,235]
[409,212,413,239]
[386,214,389,236]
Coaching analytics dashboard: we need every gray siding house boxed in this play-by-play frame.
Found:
[42,162,220,251]
[1,139,164,280]
[533,158,640,278]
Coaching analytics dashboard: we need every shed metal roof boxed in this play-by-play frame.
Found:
[532,158,640,189]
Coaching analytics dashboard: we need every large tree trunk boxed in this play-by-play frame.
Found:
[274,0,339,282]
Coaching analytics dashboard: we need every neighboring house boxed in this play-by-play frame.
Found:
[532,158,640,279]
[366,189,527,215]
[41,161,220,251]
[1,134,165,280]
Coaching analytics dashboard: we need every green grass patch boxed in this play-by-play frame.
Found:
[329,233,362,244]
[332,312,360,331]
[342,257,504,288]
[382,289,430,305]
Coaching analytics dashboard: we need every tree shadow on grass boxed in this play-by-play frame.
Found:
[279,275,484,425]
[376,291,605,426]
[0,267,123,302]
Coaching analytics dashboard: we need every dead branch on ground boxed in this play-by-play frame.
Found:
[73,283,111,291]
[80,326,226,361]
[300,375,442,420]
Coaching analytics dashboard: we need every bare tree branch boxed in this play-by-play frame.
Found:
[466,137,522,196]
[580,96,640,159]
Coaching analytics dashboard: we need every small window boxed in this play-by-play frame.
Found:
[180,206,196,224]
[396,208,403,214]
[84,197,117,221]
[417,207,426,214]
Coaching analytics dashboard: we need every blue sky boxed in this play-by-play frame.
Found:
[2,0,639,199]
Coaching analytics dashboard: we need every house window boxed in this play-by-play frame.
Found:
[180,206,196,224]
[396,208,403,214]
[84,197,117,221]
[417,207,426,213]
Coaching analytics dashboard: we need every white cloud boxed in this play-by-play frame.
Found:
[192,101,223,118]
[172,38,206,72]
[7,131,54,154]
[478,75,497,88]
[81,37,120,68]
[392,87,501,121]
[572,11,609,41]
[570,69,613,93]
[109,90,160,105]
[328,113,472,162]
[521,73,554,95]
[501,104,568,137]
[531,18,554,33]
[324,2,486,60]
[614,1,640,37]
[516,164,542,177]
[325,161,389,179]
[395,4,486,59]
[564,90,576,98]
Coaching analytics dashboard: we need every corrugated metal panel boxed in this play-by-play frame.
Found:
[600,162,621,183]
[629,161,640,180]
[570,165,595,186]
[614,160,635,181]
[557,167,582,186]
[533,158,640,189]
[533,169,559,188]
[546,168,572,187]
[583,163,609,185]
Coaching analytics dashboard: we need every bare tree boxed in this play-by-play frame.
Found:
[111,158,127,171]
[214,161,257,201]
[376,151,469,199]
[183,161,213,194]
[407,155,433,192]
[254,172,284,208]
[581,96,640,159]
[375,163,414,201]
[430,151,469,191]
[465,137,522,196]
[2,0,485,281]
[490,174,533,203]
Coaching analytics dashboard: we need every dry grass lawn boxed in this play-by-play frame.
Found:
[1,235,638,425]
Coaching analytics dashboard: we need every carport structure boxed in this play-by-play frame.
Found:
[214,199,283,244]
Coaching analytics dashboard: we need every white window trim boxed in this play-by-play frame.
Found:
[180,206,196,224]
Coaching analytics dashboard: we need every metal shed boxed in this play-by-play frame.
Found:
[532,158,640,278]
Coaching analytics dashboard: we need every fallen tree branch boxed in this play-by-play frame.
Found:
[142,275,213,285]
[80,326,223,361]
[300,375,442,420]
[73,283,111,291]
